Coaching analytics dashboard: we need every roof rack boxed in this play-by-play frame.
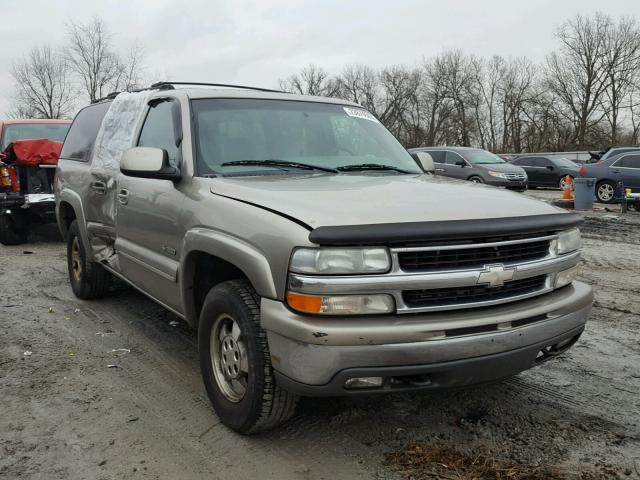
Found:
[149,81,286,93]
[90,81,286,104]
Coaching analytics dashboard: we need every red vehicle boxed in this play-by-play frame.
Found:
[0,119,71,244]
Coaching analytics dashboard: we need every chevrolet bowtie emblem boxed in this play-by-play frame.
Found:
[477,264,515,287]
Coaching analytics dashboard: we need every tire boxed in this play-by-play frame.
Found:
[468,176,485,184]
[596,180,616,204]
[198,279,298,434]
[559,176,573,190]
[66,220,107,299]
[0,213,27,245]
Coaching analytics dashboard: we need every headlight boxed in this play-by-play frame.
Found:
[555,265,578,288]
[488,171,508,179]
[290,247,390,275]
[557,228,581,254]
[287,292,395,315]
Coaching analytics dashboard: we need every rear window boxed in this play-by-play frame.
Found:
[1,123,69,150]
[60,102,111,162]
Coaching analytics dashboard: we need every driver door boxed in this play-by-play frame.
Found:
[443,151,468,180]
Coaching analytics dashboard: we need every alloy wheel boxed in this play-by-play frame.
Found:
[210,313,249,402]
[597,183,614,202]
[71,237,82,282]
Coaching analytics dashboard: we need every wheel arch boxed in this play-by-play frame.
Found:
[180,228,278,329]
[56,189,88,243]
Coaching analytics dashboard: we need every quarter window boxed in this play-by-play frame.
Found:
[59,102,111,162]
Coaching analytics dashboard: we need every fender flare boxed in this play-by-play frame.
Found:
[56,189,89,247]
[179,228,278,328]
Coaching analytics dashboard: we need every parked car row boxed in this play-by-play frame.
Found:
[407,145,640,202]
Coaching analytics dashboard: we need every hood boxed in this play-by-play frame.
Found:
[475,162,525,173]
[210,173,563,228]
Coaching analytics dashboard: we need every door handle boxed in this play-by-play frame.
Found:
[435,168,446,172]
[117,188,129,205]
[90,181,106,195]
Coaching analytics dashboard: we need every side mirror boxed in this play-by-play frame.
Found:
[546,165,555,171]
[414,152,435,173]
[455,160,466,167]
[120,147,181,181]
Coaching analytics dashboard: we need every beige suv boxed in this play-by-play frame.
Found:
[55,82,592,434]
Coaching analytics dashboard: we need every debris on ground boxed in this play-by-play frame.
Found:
[168,320,179,327]
[111,348,130,355]
[384,444,622,480]
[23,350,32,356]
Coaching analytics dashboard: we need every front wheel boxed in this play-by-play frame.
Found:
[596,181,616,203]
[468,176,484,184]
[559,176,573,190]
[198,280,298,434]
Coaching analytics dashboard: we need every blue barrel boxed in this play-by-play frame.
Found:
[574,178,596,209]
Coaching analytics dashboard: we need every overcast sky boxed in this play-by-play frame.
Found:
[2,0,639,117]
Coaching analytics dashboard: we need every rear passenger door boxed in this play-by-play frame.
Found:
[57,102,112,242]
[115,98,186,313]
[512,157,536,183]
[613,154,640,190]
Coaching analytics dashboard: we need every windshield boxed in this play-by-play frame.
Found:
[192,99,421,176]
[554,157,579,168]
[1,123,69,150]
[463,149,505,165]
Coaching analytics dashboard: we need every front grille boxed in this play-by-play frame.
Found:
[504,173,527,181]
[402,275,547,308]
[398,239,550,272]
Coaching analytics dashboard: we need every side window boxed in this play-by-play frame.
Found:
[617,155,640,169]
[429,151,445,163]
[537,158,553,168]
[513,157,533,166]
[445,151,465,166]
[59,101,111,162]
[137,99,181,166]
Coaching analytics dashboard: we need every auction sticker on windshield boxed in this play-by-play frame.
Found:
[343,107,379,123]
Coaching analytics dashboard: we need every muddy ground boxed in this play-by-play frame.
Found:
[1,191,639,479]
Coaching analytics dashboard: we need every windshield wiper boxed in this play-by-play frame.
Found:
[336,163,411,173]
[221,159,337,173]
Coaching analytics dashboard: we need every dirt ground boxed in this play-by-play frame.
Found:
[1,191,639,480]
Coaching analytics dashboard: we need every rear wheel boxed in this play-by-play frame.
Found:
[198,280,298,434]
[559,176,573,190]
[468,176,484,184]
[596,181,616,203]
[0,213,27,245]
[66,220,107,299]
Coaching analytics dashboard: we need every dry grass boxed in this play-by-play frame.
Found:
[384,444,620,480]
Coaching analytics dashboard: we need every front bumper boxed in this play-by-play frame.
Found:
[263,281,592,395]
[485,177,528,189]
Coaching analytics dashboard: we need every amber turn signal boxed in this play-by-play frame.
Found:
[286,292,323,314]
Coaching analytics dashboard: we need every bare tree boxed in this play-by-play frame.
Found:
[602,17,640,143]
[279,65,340,97]
[66,16,145,102]
[10,45,75,119]
[336,64,379,113]
[546,13,612,147]
[112,43,147,92]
